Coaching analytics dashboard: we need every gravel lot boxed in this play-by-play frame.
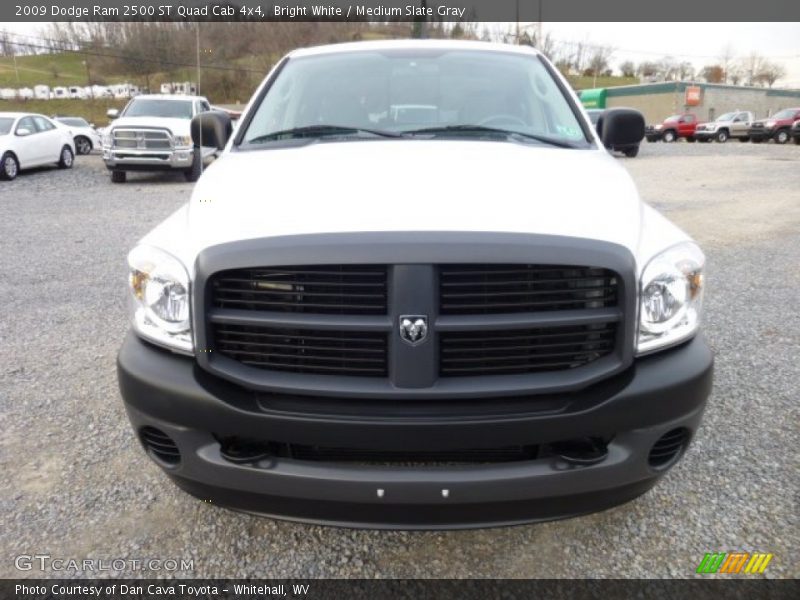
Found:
[1,140,798,579]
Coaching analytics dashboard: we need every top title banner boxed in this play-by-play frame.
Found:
[6,0,800,22]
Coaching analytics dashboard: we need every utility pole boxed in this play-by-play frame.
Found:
[13,52,20,83]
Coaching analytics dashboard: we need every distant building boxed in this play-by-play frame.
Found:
[579,82,800,123]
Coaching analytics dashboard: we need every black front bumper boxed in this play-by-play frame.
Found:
[747,129,773,141]
[118,332,713,528]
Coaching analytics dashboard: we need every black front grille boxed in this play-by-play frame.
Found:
[439,264,619,314]
[440,323,617,376]
[213,323,388,376]
[210,265,388,315]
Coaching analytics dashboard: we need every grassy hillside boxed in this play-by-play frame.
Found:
[0,52,92,88]
[568,75,640,90]
[0,98,128,126]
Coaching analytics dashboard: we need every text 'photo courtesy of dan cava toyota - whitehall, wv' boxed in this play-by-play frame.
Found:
[118,40,712,528]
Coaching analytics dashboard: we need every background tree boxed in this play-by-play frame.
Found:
[619,60,636,78]
[700,65,725,83]
[756,61,787,88]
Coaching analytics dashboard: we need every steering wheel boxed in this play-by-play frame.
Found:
[477,114,528,128]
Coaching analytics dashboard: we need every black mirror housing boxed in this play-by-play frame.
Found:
[191,111,232,150]
[599,108,645,148]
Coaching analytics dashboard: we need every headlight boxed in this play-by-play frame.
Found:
[765,120,776,128]
[173,135,193,148]
[637,242,705,355]
[102,132,112,147]
[654,124,663,130]
[128,245,193,354]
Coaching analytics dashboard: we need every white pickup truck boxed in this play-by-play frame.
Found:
[117,40,713,528]
[102,94,216,183]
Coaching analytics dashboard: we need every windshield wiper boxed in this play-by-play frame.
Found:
[247,124,403,144]
[402,125,579,148]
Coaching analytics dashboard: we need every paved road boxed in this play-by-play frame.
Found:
[1,141,798,578]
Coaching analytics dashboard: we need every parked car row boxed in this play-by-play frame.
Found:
[645,108,800,144]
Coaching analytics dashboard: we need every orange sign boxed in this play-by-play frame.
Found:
[685,86,702,106]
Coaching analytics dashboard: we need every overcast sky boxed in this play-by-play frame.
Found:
[4,21,800,87]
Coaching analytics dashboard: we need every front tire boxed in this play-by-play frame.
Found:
[111,170,127,184]
[1,152,19,181]
[662,130,677,143]
[74,136,92,155]
[184,148,202,182]
[58,145,74,169]
[623,146,639,158]
[715,130,729,143]
[774,129,790,144]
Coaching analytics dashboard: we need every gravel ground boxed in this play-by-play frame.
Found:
[1,141,798,579]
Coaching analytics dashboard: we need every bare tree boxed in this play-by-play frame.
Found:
[678,61,695,81]
[619,60,636,78]
[756,61,787,88]
[586,44,614,86]
[741,52,766,86]
[718,44,736,83]
[637,61,659,81]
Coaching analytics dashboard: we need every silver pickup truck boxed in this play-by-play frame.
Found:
[694,111,754,143]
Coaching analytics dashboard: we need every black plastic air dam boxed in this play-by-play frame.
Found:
[118,333,713,528]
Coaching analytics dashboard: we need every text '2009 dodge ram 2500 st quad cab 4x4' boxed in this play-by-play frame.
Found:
[117,41,713,529]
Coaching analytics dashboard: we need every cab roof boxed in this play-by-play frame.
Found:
[290,39,543,59]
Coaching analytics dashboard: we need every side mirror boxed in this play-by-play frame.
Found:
[600,108,645,148]
[90,123,96,129]
[191,110,232,150]
[16,127,32,136]
[107,109,119,119]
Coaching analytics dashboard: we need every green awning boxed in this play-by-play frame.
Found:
[579,88,607,109]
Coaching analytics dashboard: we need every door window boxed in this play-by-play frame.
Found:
[16,117,36,135]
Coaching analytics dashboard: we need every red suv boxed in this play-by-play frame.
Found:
[748,108,800,144]
[645,113,698,143]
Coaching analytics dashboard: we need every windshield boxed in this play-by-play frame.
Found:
[0,118,13,135]
[58,117,90,127]
[771,109,795,120]
[123,99,193,119]
[665,115,681,121]
[716,112,736,121]
[241,49,588,147]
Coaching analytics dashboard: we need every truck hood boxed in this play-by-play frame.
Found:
[109,116,191,134]
[151,140,648,266]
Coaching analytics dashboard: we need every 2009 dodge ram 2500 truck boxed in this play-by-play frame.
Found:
[117,40,713,529]
[102,94,216,183]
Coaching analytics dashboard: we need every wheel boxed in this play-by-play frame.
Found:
[739,137,750,143]
[715,130,729,143]
[686,136,696,143]
[74,136,92,155]
[623,145,639,158]
[774,129,790,144]
[1,152,19,181]
[184,148,202,182]
[57,145,74,169]
[111,170,127,183]
[662,130,676,143]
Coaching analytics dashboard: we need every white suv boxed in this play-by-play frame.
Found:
[117,41,713,528]
[102,94,214,183]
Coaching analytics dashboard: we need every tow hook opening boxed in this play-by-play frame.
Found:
[548,437,610,466]
[219,438,273,464]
